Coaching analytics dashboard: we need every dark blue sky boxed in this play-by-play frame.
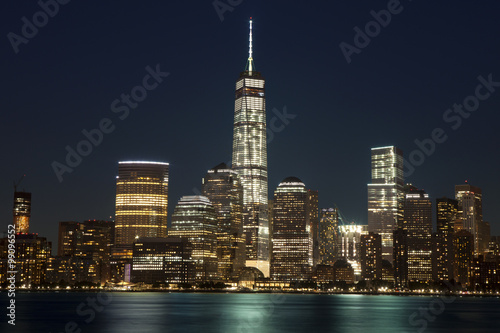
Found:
[1,0,499,250]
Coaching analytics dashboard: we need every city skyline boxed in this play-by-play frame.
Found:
[2,1,500,252]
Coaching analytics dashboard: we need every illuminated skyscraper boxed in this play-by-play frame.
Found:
[13,191,31,234]
[337,223,368,279]
[114,161,169,247]
[367,146,404,263]
[170,196,218,281]
[271,177,313,281]
[433,197,458,281]
[453,230,474,287]
[202,163,245,280]
[402,186,432,282]
[319,208,339,266]
[307,190,319,267]
[231,19,269,275]
[455,183,483,255]
[360,232,382,281]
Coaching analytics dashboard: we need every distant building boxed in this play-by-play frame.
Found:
[455,183,482,255]
[170,195,218,281]
[115,161,169,247]
[319,208,339,266]
[469,256,500,291]
[231,19,269,275]
[402,186,432,282]
[312,264,335,283]
[381,260,395,283]
[433,197,458,282]
[271,177,313,281]
[202,163,245,281]
[337,224,368,279]
[13,191,31,234]
[367,146,404,263]
[307,190,319,267]
[55,220,114,284]
[131,237,195,285]
[333,259,355,284]
[453,230,474,287]
[0,233,52,286]
[393,228,408,288]
[360,232,382,281]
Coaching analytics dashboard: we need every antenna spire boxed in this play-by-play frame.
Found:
[247,17,254,73]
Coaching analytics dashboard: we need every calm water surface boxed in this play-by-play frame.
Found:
[2,292,499,332]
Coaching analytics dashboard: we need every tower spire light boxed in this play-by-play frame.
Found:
[247,17,254,73]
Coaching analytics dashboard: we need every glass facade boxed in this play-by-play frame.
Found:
[202,163,245,280]
[402,188,432,282]
[271,177,313,281]
[367,146,404,262]
[169,196,218,281]
[455,184,483,255]
[13,191,31,234]
[318,208,339,266]
[231,20,269,275]
[114,161,169,247]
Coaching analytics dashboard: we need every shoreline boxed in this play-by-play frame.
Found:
[4,289,500,298]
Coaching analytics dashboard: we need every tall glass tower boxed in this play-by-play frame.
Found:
[367,146,404,263]
[231,18,269,276]
[114,161,169,247]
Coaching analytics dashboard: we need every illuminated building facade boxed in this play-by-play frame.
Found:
[402,187,432,282]
[453,230,474,287]
[455,183,482,255]
[170,196,218,281]
[55,220,114,284]
[271,177,313,281]
[131,237,195,284]
[231,19,269,275]
[115,161,169,247]
[337,224,368,278]
[12,233,51,286]
[367,146,404,263]
[393,228,408,288]
[433,197,458,281]
[13,191,31,234]
[307,190,319,267]
[360,232,382,280]
[319,208,339,266]
[202,163,245,280]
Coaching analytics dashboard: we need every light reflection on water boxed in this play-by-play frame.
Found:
[3,292,500,333]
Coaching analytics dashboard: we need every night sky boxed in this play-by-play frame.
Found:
[2,0,499,251]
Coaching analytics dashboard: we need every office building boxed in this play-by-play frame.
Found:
[455,183,482,255]
[170,195,218,281]
[360,232,382,280]
[319,208,339,266]
[13,191,31,234]
[231,19,269,275]
[402,186,432,282]
[367,146,404,262]
[114,161,169,247]
[202,163,245,280]
[131,237,195,284]
[271,177,313,281]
